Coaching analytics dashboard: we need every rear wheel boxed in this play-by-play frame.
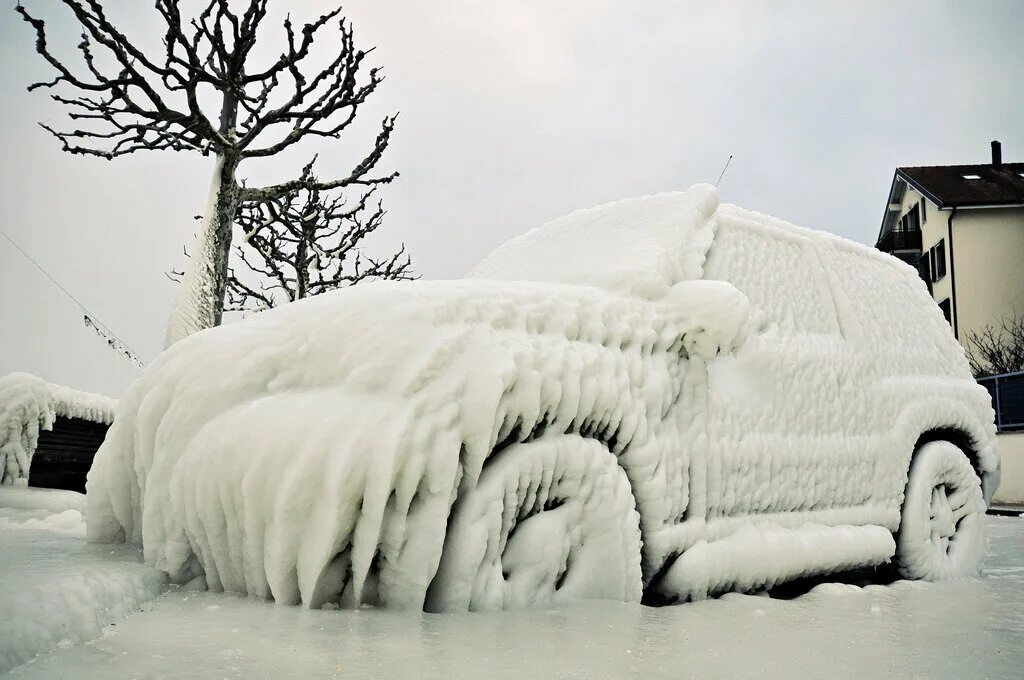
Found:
[895,441,986,581]
[425,435,643,611]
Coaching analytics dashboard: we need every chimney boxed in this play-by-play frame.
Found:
[992,140,1002,166]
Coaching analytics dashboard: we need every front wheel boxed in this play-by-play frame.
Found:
[425,435,643,612]
[895,441,986,581]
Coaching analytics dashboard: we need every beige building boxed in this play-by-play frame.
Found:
[876,140,1024,506]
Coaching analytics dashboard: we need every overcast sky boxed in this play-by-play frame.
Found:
[1,0,1022,397]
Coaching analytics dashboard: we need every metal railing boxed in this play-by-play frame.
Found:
[977,370,1024,432]
[875,228,922,253]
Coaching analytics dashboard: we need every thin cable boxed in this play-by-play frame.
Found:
[0,229,146,369]
[715,155,733,188]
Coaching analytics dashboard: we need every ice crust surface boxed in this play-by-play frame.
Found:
[7,516,1024,680]
[655,522,897,602]
[0,488,164,672]
[0,373,116,486]
[85,184,997,611]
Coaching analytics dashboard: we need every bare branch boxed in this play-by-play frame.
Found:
[228,173,413,310]
[240,116,398,202]
[16,1,228,156]
[18,0,401,328]
[966,309,1024,377]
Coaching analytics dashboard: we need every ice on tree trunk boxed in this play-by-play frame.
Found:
[87,184,998,611]
[164,156,237,348]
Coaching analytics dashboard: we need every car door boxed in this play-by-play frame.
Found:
[697,208,866,532]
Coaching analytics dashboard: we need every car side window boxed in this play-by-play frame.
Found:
[702,212,841,339]
[827,244,957,370]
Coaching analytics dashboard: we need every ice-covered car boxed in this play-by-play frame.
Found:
[86,184,999,612]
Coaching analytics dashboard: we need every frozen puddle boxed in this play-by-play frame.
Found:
[4,512,1022,679]
[0,488,165,672]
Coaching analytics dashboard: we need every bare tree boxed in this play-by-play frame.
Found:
[226,160,413,312]
[16,0,396,346]
[966,311,1024,377]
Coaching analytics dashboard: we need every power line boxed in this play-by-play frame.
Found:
[0,229,147,369]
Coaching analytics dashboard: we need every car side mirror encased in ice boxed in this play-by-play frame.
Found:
[655,279,752,361]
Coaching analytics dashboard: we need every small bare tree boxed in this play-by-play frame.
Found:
[17,1,396,346]
[226,161,413,312]
[965,311,1024,377]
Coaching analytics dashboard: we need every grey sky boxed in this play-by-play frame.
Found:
[1,0,1022,397]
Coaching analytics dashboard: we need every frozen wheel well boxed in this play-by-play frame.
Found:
[428,434,644,610]
[912,428,984,482]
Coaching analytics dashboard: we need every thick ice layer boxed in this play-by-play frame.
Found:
[0,488,164,672]
[895,441,986,580]
[468,185,719,299]
[164,156,226,347]
[0,373,116,486]
[656,522,896,602]
[11,518,1024,680]
[0,486,86,515]
[88,274,749,610]
[86,185,998,611]
[426,436,643,611]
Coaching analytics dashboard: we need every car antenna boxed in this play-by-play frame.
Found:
[715,154,734,188]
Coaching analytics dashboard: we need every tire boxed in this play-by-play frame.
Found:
[895,441,986,581]
[425,435,643,612]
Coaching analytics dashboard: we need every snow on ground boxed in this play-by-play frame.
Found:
[0,488,164,673]
[6,515,1022,680]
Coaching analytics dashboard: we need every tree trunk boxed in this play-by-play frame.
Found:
[164,93,240,348]
[163,155,241,347]
[295,218,311,300]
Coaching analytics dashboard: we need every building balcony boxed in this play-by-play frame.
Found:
[875,228,922,254]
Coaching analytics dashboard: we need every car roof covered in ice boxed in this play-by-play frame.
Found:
[468,184,720,299]
[469,184,907,298]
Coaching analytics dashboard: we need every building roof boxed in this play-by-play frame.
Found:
[898,163,1024,209]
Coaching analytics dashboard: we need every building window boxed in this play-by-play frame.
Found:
[917,253,930,280]
[920,199,927,222]
[928,239,946,282]
[938,298,952,325]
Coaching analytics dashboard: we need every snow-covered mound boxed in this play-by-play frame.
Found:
[0,373,116,486]
[86,184,998,612]
[0,488,164,672]
[0,486,86,515]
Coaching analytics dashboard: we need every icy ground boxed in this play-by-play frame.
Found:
[0,489,163,672]
[1,491,1021,679]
